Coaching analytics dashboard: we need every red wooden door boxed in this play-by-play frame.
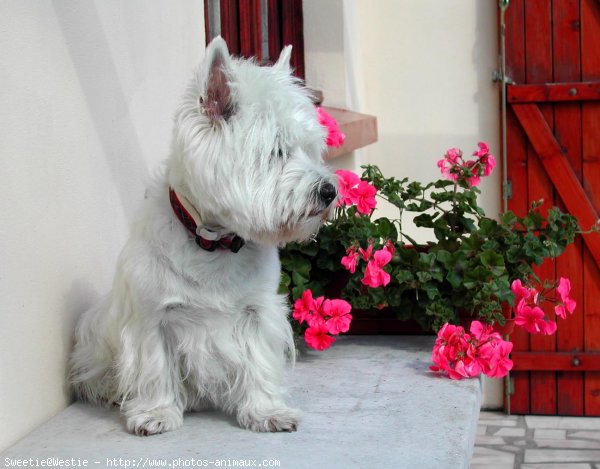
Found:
[504,0,600,415]
[204,0,305,79]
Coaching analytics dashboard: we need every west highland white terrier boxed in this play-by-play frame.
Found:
[70,36,337,435]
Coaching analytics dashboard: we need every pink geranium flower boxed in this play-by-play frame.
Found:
[322,299,353,334]
[437,148,462,182]
[359,243,374,261]
[361,249,392,288]
[292,289,316,325]
[430,320,513,380]
[514,300,557,335]
[485,341,514,378]
[383,239,395,256]
[304,323,336,351]
[555,277,576,319]
[335,170,360,206]
[341,248,359,273]
[464,160,481,187]
[350,180,377,214]
[472,141,490,158]
[317,107,346,148]
[511,279,531,301]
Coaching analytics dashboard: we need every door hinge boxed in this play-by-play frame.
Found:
[503,180,513,201]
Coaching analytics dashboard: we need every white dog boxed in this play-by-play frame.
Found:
[69,37,337,436]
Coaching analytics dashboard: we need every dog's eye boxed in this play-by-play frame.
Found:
[272,148,286,160]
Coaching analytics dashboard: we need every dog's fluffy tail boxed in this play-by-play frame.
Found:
[69,296,119,406]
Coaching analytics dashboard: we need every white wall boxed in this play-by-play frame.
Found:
[305,0,501,237]
[304,0,502,407]
[0,1,204,451]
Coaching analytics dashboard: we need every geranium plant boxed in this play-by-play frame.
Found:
[284,110,594,380]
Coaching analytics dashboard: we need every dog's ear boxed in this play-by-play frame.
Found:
[201,36,235,121]
[274,45,292,73]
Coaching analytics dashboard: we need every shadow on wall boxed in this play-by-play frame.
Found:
[473,0,500,148]
[51,0,149,221]
[61,281,100,399]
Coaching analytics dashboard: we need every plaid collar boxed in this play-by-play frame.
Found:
[168,188,245,253]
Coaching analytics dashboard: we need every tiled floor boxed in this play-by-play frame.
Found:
[472,411,600,469]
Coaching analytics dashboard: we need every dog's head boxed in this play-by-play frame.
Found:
[169,37,337,246]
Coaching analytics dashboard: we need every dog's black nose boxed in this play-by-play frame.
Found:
[319,182,337,206]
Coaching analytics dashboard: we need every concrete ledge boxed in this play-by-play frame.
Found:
[1,336,480,469]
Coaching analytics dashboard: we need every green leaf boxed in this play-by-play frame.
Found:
[479,250,506,276]
[396,270,414,283]
[417,271,432,283]
[446,271,462,288]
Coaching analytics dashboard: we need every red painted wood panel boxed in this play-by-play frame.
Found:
[512,352,600,371]
[504,0,530,414]
[281,0,304,79]
[508,82,600,103]
[267,0,282,62]
[582,0,600,415]
[239,0,262,60]
[525,0,557,416]
[552,0,584,416]
[220,0,240,55]
[506,0,600,416]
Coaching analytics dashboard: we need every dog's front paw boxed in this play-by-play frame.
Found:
[238,407,300,432]
[126,406,183,436]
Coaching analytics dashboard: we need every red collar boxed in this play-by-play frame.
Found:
[169,188,245,253]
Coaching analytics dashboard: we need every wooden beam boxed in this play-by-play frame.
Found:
[511,103,600,268]
[512,352,600,371]
[508,81,600,103]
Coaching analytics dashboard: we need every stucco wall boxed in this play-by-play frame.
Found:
[0,1,204,451]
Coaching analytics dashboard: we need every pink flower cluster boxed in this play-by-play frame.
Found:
[512,277,576,335]
[437,142,496,187]
[341,241,394,288]
[430,276,577,379]
[292,289,352,351]
[335,170,377,215]
[430,321,513,380]
[316,107,346,148]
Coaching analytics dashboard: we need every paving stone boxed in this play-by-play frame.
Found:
[570,431,600,441]
[535,439,600,449]
[470,446,515,467]
[478,419,518,427]
[499,445,523,453]
[474,435,506,445]
[521,464,593,469]
[526,416,600,430]
[514,439,527,446]
[524,449,600,463]
[479,410,518,421]
[534,428,567,440]
[494,427,526,437]
[476,425,487,435]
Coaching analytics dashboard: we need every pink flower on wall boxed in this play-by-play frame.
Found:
[316,107,346,148]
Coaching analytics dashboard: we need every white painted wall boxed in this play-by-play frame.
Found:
[0,1,204,451]
[304,0,502,407]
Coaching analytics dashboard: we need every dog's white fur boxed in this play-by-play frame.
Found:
[69,37,336,435]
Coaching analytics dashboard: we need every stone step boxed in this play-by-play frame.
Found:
[1,336,480,469]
